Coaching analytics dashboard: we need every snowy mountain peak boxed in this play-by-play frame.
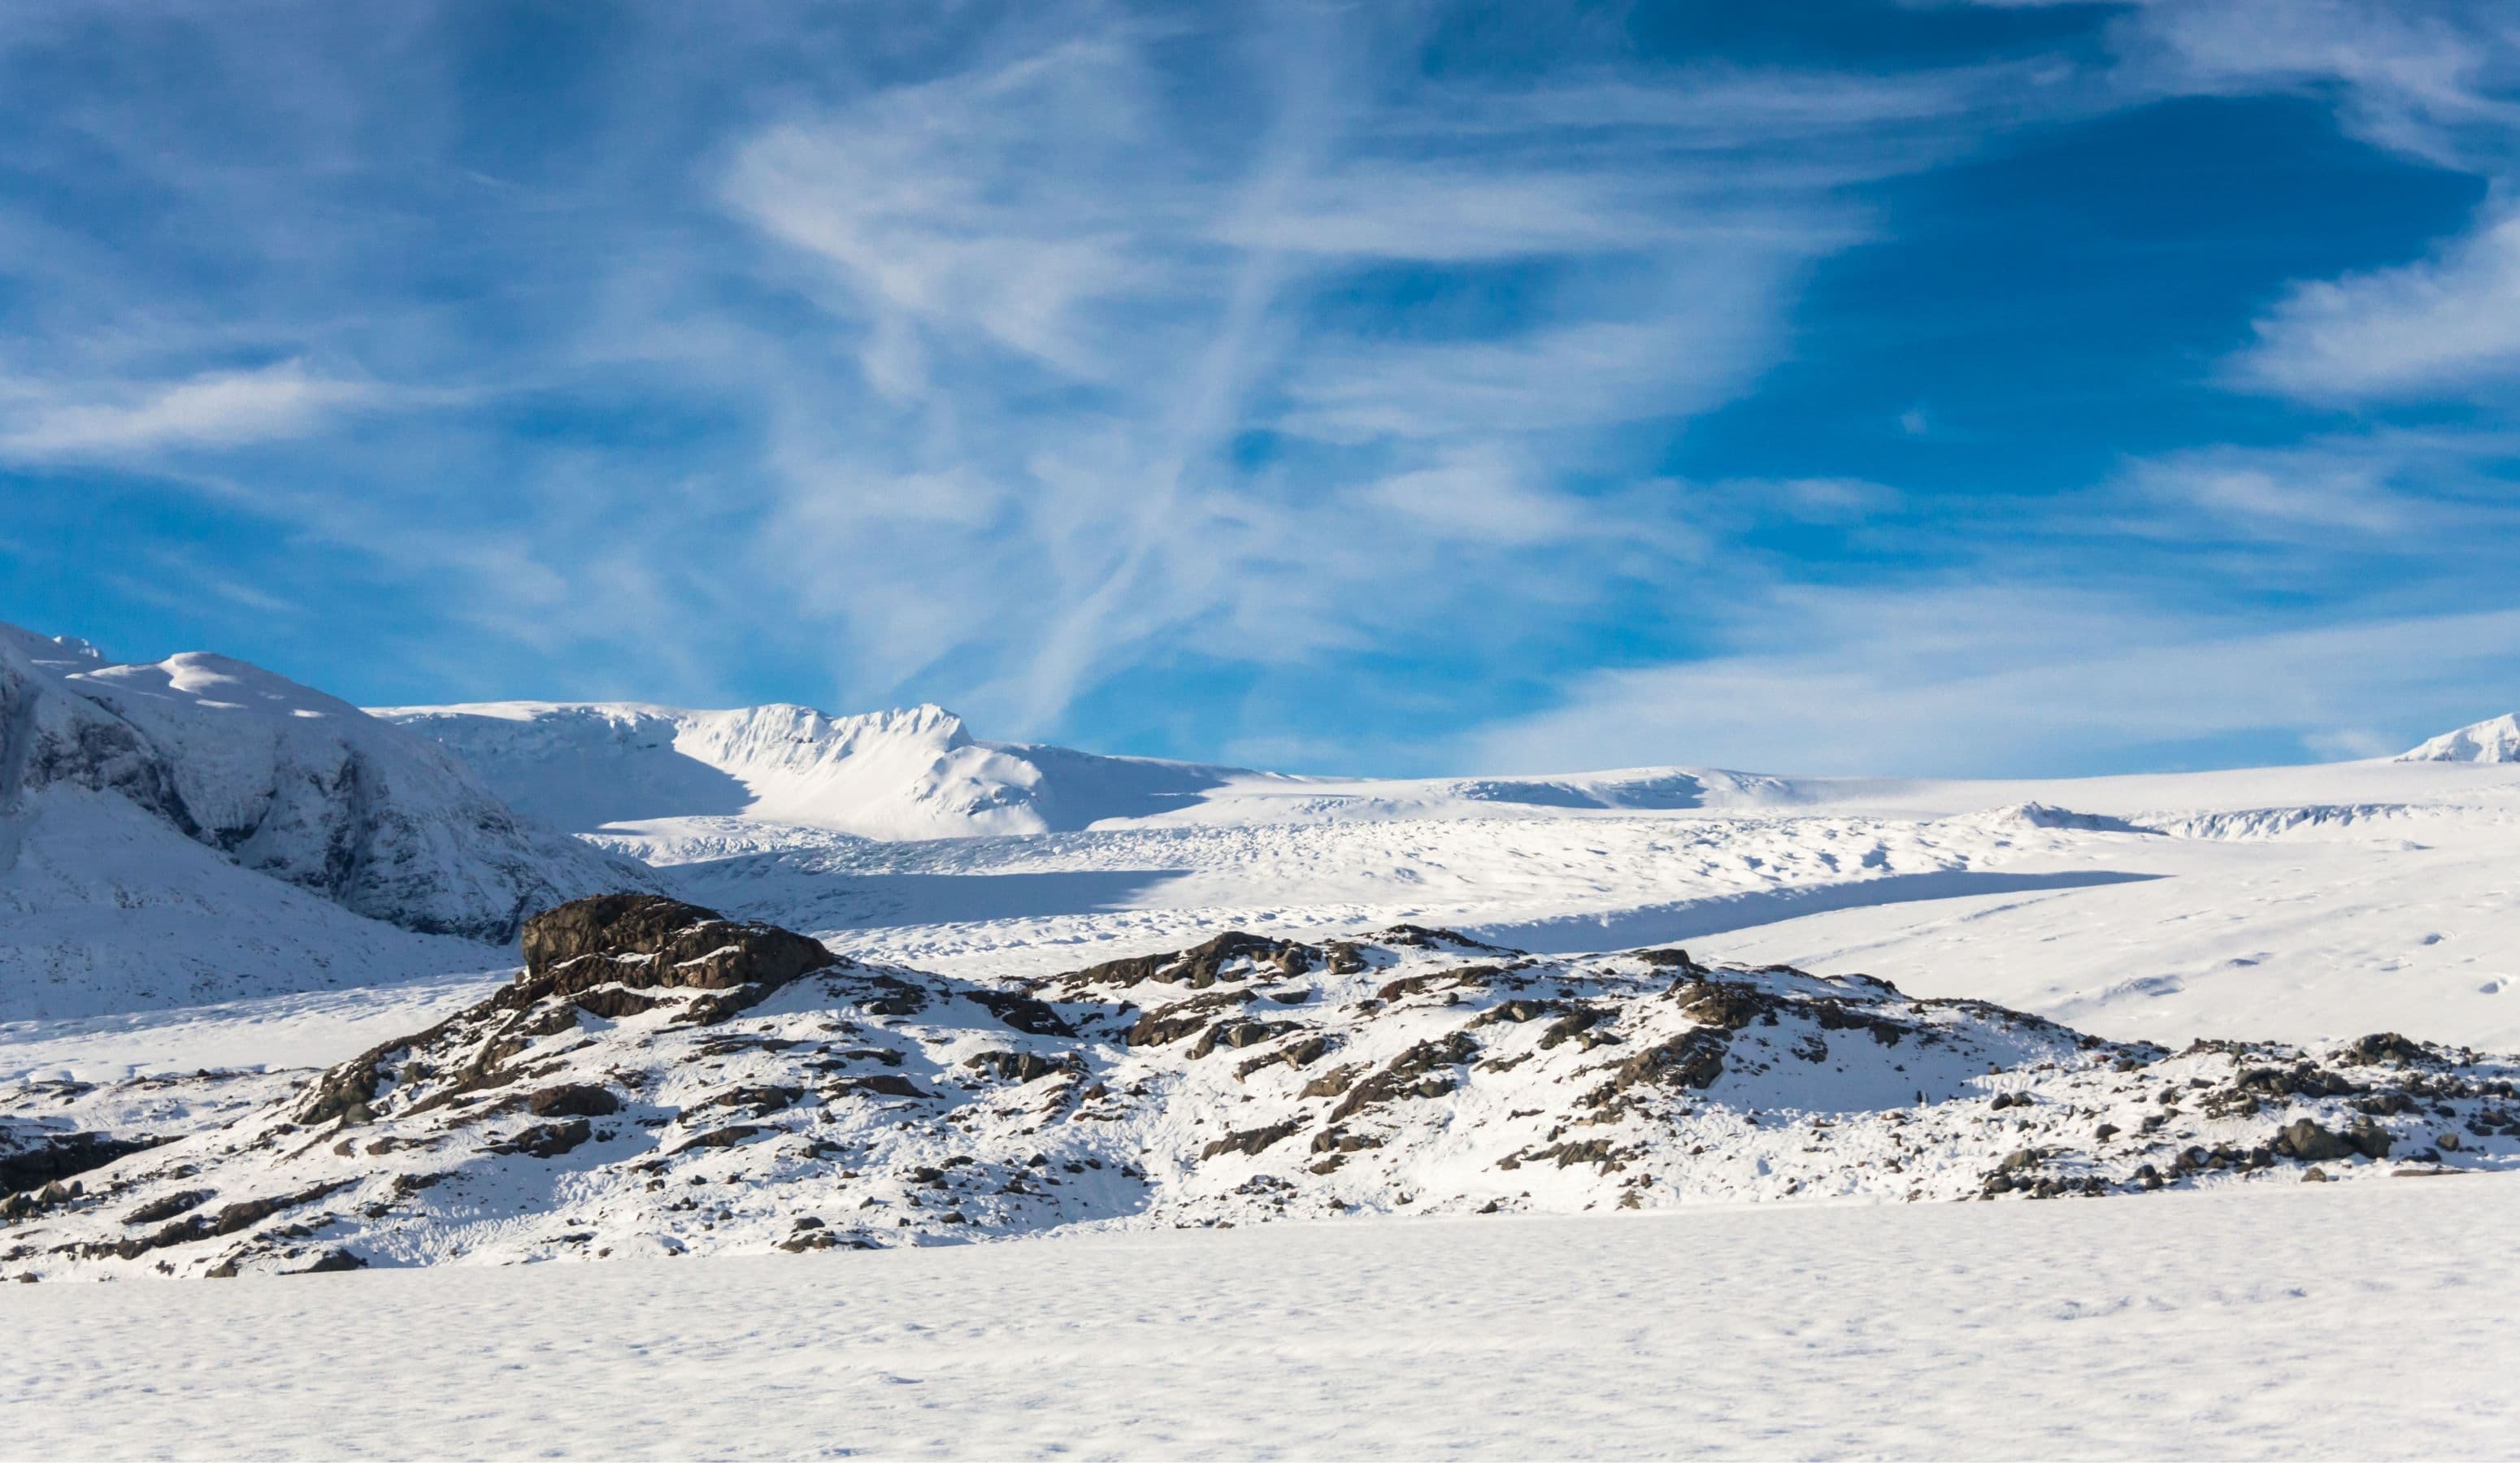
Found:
[377,699,1241,840]
[0,623,104,671]
[2396,713,2520,763]
[72,649,364,722]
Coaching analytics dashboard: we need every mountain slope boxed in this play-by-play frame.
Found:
[374,701,1255,839]
[0,624,654,1019]
[2398,712,2520,763]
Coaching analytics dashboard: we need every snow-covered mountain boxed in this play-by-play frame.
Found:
[376,697,1826,844]
[373,700,1258,840]
[2397,712,2520,763]
[13,895,2506,1279]
[0,624,651,1018]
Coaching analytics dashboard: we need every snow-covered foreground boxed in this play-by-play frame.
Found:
[6,1177,2511,1460]
[0,967,503,1085]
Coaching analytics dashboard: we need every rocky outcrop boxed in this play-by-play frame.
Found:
[8,914,2514,1281]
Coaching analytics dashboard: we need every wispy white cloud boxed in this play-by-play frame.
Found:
[0,360,379,459]
[2117,0,2520,172]
[2230,211,2520,401]
[18,0,2509,779]
[1466,582,2520,776]
[714,24,2045,731]
[2045,0,2520,402]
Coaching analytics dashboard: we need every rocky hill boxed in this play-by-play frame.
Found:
[6,896,2510,1279]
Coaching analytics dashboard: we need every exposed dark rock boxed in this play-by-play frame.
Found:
[289,1249,367,1274]
[1631,948,1700,970]
[969,989,1076,1037]
[0,1131,159,1196]
[964,1051,1067,1083]
[527,1084,620,1118]
[1584,1030,1728,1107]
[1673,982,1779,1030]
[2340,1032,2433,1066]
[1201,1119,1303,1161]
[1300,1064,1363,1100]
[1470,997,1566,1028]
[2271,1118,2353,1162]
[1329,1034,1479,1122]
[1236,1035,1332,1080]
[693,1085,803,1115]
[491,1120,593,1159]
[1375,966,1503,1004]
[1127,988,1256,1048]
[120,1189,215,1226]
[1187,1020,1301,1060]
[1538,1007,1612,1051]
[1060,932,1321,992]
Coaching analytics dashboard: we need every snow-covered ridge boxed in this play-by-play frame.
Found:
[11,897,2513,1279]
[2,619,650,952]
[373,700,1258,840]
[2399,712,2520,763]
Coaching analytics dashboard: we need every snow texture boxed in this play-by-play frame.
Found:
[2,1179,2512,1459]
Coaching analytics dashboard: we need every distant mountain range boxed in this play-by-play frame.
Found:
[367,700,1252,840]
[3,614,2515,1020]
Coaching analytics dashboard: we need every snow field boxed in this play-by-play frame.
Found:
[3,1176,2511,1460]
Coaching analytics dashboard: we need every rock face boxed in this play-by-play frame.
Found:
[9,907,2516,1279]
[0,623,650,944]
[516,895,832,987]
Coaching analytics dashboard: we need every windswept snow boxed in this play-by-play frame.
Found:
[4,1180,2512,1459]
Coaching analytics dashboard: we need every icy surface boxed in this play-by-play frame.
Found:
[3,1179,2512,1459]
[612,763,2520,1050]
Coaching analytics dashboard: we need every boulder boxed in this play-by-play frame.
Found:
[2270,1118,2353,1162]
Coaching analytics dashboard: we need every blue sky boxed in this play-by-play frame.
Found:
[5,0,2520,777]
